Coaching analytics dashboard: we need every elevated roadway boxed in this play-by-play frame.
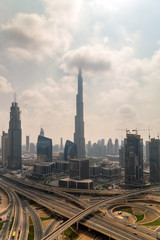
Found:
[42,187,158,240]
[1,177,158,240]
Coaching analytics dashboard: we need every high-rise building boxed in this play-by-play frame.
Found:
[114,138,119,155]
[8,101,22,169]
[86,141,92,156]
[74,69,85,158]
[149,138,160,183]
[30,143,36,154]
[2,131,8,167]
[107,138,113,155]
[69,158,89,180]
[124,133,143,185]
[64,140,77,161]
[26,135,30,152]
[146,141,149,163]
[119,145,125,168]
[60,137,64,152]
[37,129,52,162]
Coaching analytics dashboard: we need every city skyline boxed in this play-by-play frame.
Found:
[0,1,160,144]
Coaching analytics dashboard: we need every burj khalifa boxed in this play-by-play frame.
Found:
[74,68,86,158]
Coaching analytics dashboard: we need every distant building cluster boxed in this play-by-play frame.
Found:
[86,138,119,158]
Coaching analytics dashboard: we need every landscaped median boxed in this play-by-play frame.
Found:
[143,218,160,227]
[28,216,34,240]
[113,204,160,230]
[64,227,79,240]
[113,206,145,222]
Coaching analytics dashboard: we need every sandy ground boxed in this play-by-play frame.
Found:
[77,233,94,240]
[114,211,137,223]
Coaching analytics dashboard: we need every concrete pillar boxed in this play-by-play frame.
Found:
[76,221,79,230]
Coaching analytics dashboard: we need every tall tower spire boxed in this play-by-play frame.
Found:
[14,92,16,103]
[74,68,86,158]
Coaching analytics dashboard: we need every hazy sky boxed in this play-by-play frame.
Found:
[0,0,160,145]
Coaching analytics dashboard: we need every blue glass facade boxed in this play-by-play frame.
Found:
[37,135,52,162]
[64,140,77,161]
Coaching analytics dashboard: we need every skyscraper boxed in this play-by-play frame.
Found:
[146,141,149,163]
[74,68,85,158]
[107,138,113,155]
[114,138,119,155]
[60,137,64,152]
[64,140,77,161]
[8,101,22,169]
[124,133,143,185]
[37,128,52,162]
[26,135,30,152]
[2,131,8,167]
[149,138,160,183]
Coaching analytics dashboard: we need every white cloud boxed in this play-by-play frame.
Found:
[1,0,160,143]
[1,13,71,61]
[19,76,77,142]
[117,104,137,120]
[61,45,112,73]
[0,76,13,93]
[44,0,81,27]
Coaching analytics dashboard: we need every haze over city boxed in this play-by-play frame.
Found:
[0,0,160,144]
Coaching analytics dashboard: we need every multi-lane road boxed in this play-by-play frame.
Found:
[0,175,159,240]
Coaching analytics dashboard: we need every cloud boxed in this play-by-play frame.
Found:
[1,13,71,61]
[19,76,77,142]
[0,76,13,93]
[61,45,112,73]
[20,89,52,109]
[118,104,137,120]
[44,0,80,27]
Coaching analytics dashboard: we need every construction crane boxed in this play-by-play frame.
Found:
[132,128,148,135]
[116,129,131,136]
[117,128,151,139]
[131,127,152,140]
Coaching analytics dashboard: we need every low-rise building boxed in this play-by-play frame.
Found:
[33,162,54,179]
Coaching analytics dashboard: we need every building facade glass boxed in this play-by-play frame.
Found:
[37,135,52,162]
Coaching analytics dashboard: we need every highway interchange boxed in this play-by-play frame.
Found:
[0,174,160,240]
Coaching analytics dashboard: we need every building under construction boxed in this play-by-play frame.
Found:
[149,138,160,183]
[124,133,143,186]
